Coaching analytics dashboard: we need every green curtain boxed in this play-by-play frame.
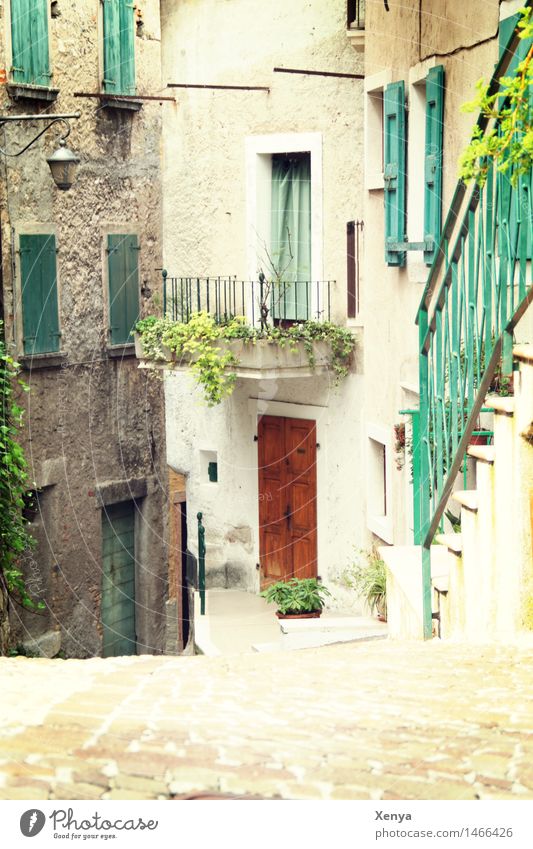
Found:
[270,155,311,320]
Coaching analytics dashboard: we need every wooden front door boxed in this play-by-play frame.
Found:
[258,415,317,588]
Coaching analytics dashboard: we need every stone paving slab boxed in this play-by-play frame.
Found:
[0,640,532,800]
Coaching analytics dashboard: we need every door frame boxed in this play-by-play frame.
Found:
[248,397,328,592]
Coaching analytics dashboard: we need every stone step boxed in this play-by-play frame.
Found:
[513,343,533,363]
[486,395,515,415]
[467,444,495,463]
[435,533,462,555]
[451,489,479,512]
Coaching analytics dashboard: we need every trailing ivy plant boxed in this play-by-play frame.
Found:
[136,312,356,406]
[459,7,533,185]
[0,326,42,611]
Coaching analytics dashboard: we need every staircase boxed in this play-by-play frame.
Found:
[384,345,533,641]
[438,345,533,640]
[382,16,533,641]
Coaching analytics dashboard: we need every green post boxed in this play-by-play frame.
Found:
[162,269,168,317]
[418,310,433,639]
[197,511,206,616]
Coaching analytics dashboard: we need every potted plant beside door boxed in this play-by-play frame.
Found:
[261,577,331,619]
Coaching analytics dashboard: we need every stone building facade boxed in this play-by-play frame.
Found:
[159,0,366,603]
[0,0,171,657]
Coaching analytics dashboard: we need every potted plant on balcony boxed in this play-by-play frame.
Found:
[260,577,331,620]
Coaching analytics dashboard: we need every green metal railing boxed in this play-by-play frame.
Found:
[415,18,533,637]
[197,511,206,616]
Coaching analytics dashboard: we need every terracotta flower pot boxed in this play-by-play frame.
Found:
[275,610,321,620]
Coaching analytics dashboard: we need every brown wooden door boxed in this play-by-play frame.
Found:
[258,415,317,588]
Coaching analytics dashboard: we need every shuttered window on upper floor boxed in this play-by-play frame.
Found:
[107,234,140,346]
[384,80,406,266]
[10,0,51,86]
[384,67,445,268]
[102,0,136,95]
[19,234,60,355]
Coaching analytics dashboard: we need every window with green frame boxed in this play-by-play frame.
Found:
[10,0,51,86]
[107,234,140,346]
[102,0,136,95]
[19,234,60,355]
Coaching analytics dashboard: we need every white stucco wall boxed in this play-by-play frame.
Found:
[160,0,366,605]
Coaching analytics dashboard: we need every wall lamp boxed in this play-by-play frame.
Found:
[0,112,81,190]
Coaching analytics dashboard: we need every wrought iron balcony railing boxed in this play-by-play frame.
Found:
[414,16,533,637]
[162,273,333,326]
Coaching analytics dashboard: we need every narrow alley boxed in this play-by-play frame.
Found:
[1,639,532,801]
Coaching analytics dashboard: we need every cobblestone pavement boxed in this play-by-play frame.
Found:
[0,640,532,800]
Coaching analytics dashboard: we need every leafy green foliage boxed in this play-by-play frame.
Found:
[136,313,356,406]
[0,326,42,611]
[459,8,533,185]
[261,577,331,615]
[340,548,387,619]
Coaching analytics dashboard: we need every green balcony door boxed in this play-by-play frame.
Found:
[101,501,136,657]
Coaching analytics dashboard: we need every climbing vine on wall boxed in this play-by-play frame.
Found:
[459,7,533,185]
[0,325,42,611]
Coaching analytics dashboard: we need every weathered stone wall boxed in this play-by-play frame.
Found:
[0,1,169,657]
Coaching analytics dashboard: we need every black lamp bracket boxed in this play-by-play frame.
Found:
[0,112,80,158]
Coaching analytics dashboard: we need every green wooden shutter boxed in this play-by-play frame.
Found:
[101,501,136,658]
[103,0,121,93]
[103,0,135,95]
[424,65,445,265]
[10,0,50,85]
[384,80,406,266]
[108,234,140,345]
[29,0,51,86]
[119,0,136,95]
[20,234,60,355]
[499,14,532,73]
[10,0,30,83]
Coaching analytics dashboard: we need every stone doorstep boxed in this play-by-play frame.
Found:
[252,633,387,653]
[279,616,385,634]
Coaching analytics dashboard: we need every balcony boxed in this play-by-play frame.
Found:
[135,274,356,402]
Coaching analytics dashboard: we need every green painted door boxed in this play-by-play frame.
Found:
[101,501,136,657]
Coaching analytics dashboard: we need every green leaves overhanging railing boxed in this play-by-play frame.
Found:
[415,12,533,637]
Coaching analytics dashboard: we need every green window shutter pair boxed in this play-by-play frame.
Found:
[103,0,136,95]
[10,0,51,86]
[19,234,60,355]
[383,66,444,267]
[107,234,140,345]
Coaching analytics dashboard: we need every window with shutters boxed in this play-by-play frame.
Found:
[102,0,136,95]
[382,63,444,272]
[9,0,51,87]
[107,234,140,346]
[19,234,60,356]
